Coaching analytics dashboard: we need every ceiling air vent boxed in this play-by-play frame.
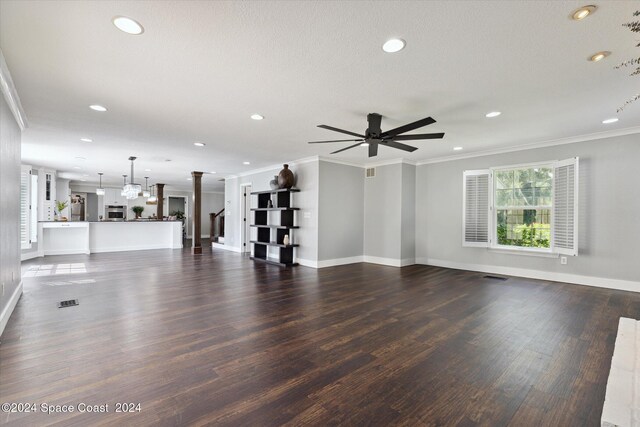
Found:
[366,167,376,178]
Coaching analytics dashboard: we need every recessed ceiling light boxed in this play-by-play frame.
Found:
[194,142,206,147]
[360,142,370,147]
[187,178,192,181]
[80,179,87,182]
[485,111,501,118]
[80,138,92,143]
[73,166,81,169]
[602,118,619,124]
[251,114,264,120]
[112,16,144,35]
[243,161,250,165]
[75,156,86,160]
[453,147,463,151]
[382,38,406,53]
[144,168,152,172]
[589,51,611,62]
[210,171,217,174]
[572,5,596,20]
[89,105,107,112]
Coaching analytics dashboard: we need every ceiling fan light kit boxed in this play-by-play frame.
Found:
[308,112,444,157]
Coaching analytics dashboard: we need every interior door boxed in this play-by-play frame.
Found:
[242,185,252,253]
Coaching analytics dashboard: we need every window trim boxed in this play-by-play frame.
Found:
[490,161,554,254]
[463,158,579,257]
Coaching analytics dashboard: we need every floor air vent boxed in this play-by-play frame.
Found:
[58,299,79,308]
[483,275,508,281]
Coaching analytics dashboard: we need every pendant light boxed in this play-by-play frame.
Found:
[121,175,127,196]
[96,172,105,196]
[143,177,151,198]
[122,156,142,200]
[146,184,158,205]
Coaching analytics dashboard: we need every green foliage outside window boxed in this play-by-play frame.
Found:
[495,166,552,249]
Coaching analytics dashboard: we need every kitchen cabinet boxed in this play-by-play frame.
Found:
[103,188,127,206]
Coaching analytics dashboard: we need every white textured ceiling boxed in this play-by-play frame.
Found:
[1,0,638,191]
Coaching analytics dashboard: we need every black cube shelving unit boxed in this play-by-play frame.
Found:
[250,188,300,267]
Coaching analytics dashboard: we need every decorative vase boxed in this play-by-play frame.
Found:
[277,164,294,189]
[269,176,279,190]
[283,235,290,246]
[267,200,273,208]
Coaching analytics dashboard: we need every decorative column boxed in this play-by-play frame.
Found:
[156,183,165,219]
[191,171,203,254]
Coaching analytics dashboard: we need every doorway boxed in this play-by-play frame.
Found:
[240,184,252,253]
[168,196,188,239]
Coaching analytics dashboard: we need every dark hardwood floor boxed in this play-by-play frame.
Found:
[1,244,639,426]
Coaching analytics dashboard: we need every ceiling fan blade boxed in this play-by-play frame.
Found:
[330,142,365,154]
[391,132,445,141]
[308,139,363,144]
[381,117,436,138]
[318,125,365,139]
[367,113,382,135]
[368,142,378,157]
[380,140,418,152]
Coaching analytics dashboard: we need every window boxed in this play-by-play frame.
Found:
[463,158,579,256]
[494,165,552,250]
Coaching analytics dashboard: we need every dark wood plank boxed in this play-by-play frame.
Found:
[1,245,639,426]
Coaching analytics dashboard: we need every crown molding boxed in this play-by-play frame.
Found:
[226,124,638,179]
[363,158,417,168]
[318,156,364,168]
[231,156,322,178]
[416,126,640,166]
[0,49,27,130]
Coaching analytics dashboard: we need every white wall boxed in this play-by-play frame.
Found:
[202,192,224,237]
[400,163,416,262]
[364,163,402,260]
[416,133,640,288]
[224,160,319,263]
[55,177,70,218]
[362,162,417,266]
[318,161,364,261]
[0,90,22,336]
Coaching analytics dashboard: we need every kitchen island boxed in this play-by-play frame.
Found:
[40,221,183,256]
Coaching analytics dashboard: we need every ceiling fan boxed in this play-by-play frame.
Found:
[308,113,444,157]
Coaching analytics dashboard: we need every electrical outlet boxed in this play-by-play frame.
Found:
[304,212,311,219]
[560,256,567,265]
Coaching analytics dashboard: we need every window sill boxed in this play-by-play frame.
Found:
[488,247,559,259]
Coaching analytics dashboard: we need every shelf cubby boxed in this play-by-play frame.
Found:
[249,188,299,267]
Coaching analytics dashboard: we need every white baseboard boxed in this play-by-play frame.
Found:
[297,258,318,268]
[21,251,40,261]
[91,244,182,253]
[212,242,242,253]
[298,255,416,269]
[363,256,416,267]
[0,280,23,338]
[419,258,640,293]
[316,256,363,268]
[43,249,90,256]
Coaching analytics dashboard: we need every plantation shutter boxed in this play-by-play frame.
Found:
[552,157,579,256]
[30,173,38,242]
[463,170,491,247]
[20,165,31,249]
